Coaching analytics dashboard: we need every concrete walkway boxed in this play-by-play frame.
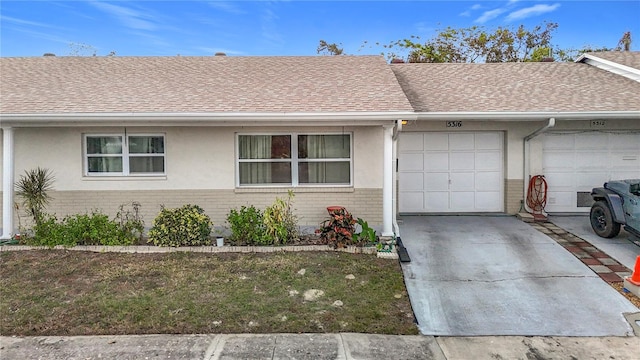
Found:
[398,216,639,336]
[2,333,640,360]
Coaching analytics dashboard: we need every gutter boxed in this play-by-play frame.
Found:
[523,118,556,213]
[0,111,419,126]
[413,111,640,121]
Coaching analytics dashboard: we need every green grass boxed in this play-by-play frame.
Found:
[0,250,418,336]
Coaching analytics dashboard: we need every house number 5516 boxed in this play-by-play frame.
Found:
[446,121,463,128]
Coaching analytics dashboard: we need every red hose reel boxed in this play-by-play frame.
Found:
[527,175,548,221]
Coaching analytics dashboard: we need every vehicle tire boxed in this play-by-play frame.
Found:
[590,200,621,238]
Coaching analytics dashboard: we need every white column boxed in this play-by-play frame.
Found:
[382,125,393,236]
[2,127,15,240]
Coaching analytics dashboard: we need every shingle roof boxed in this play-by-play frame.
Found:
[585,51,640,70]
[0,56,414,114]
[391,62,640,113]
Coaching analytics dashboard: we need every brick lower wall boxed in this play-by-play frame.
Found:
[505,179,524,214]
[8,189,382,232]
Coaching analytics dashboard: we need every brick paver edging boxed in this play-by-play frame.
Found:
[0,244,381,255]
[529,221,633,283]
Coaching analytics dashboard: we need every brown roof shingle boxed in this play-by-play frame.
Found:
[391,62,640,113]
[0,56,414,114]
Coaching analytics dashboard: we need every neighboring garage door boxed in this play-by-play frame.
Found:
[542,132,640,213]
[399,132,504,213]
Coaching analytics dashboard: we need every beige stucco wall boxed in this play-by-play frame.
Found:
[5,126,384,230]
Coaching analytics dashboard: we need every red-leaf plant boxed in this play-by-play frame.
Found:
[316,208,357,248]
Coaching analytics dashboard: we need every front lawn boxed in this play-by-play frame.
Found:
[0,250,418,335]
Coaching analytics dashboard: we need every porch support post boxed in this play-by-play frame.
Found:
[382,124,394,236]
[1,127,15,240]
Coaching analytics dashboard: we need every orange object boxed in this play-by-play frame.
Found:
[327,206,345,214]
[628,255,640,286]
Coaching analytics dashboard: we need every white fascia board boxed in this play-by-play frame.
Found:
[413,111,640,121]
[576,54,640,82]
[0,111,418,127]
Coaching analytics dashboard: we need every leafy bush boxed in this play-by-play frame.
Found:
[226,205,267,245]
[25,210,141,247]
[263,191,298,245]
[316,208,356,248]
[116,202,145,243]
[353,218,377,244]
[15,167,54,227]
[148,204,212,247]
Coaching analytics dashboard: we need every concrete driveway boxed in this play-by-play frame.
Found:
[549,215,640,270]
[398,216,638,336]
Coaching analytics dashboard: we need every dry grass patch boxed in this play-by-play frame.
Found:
[0,250,418,336]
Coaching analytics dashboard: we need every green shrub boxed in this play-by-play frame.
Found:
[115,202,145,243]
[148,205,212,247]
[226,205,267,245]
[263,191,298,245]
[353,218,377,244]
[25,210,140,247]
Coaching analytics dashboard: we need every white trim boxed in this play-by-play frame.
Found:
[0,112,416,127]
[576,53,640,82]
[2,127,15,240]
[235,132,354,188]
[83,133,166,177]
[382,125,394,236]
[412,111,640,121]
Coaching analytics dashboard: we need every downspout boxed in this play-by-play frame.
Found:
[1,127,15,240]
[392,119,403,237]
[523,118,555,213]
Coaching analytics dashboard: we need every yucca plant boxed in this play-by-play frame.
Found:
[15,167,55,226]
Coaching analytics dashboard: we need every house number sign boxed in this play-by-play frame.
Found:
[446,121,463,128]
[590,120,606,128]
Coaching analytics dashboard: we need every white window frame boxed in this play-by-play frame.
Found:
[236,132,353,187]
[84,133,166,177]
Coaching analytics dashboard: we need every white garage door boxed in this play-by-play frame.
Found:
[542,132,640,213]
[399,132,504,213]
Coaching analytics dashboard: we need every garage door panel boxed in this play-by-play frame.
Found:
[449,133,475,150]
[575,133,608,150]
[611,134,640,149]
[425,192,449,211]
[400,173,424,191]
[399,133,424,151]
[424,133,449,150]
[544,172,575,189]
[475,133,502,150]
[543,152,573,169]
[450,152,475,170]
[425,152,449,171]
[399,153,424,171]
[610,153,639,168]
[450,172,474,190]
[476,152,502,170]
[576,152,609,168]
[476,172,502,191]
[543,135,575,149]
[400,192,424,212]
[425,172,449,191]
[576,173,609,189]
[547,191,575,210]
[476,192,502,210]
[451,192,476,210]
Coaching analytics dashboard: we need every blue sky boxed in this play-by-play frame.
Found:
[1,1,639,58]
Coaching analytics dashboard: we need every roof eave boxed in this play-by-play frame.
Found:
[413,111,640,121]
[0,111,418,127]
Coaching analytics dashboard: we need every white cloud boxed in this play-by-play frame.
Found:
[90,2,157,31]
[0,15,57,28]
[460,4,482,17]
[506,3,561,22]
[475,8,507,24]
[207,1,245,15]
